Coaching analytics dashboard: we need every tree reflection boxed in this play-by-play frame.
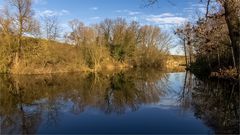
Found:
[192,79,239,134]
[0,69,168,134]
[0,75,42,134]
[179,72,239,134]
[178,71,194,111]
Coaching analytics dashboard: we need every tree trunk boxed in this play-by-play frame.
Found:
[230,45,236,68]
[189,45,192,65]
[217,48,221,67]
[207,55,212,70]
[12,51,21,73]
[183,39,188,67]
[223,0,240,70]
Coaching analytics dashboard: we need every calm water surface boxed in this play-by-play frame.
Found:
[0,69,239,134]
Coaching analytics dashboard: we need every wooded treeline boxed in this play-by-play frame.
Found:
[0,0,172,74]
[176,0,239,79]
[147,0,239,79]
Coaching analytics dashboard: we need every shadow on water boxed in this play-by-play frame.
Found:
[0,69,239,134]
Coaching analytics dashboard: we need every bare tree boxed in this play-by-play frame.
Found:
[8,0,34,64]
[29,18,41,38]
[68,19,84,46]
[0,5,14,45]
[68,19,96,46]
[43,15,59,41]
[99,19,113,45]
[8,0,33,44]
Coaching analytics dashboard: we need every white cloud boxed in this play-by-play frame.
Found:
[158,13,175,17]
[128,11,141,16]
[90,16,100,20]
[146,16,187,25]
[61,10,69,14]
[90,7,99,10]
[145,13,187,25]
[36,9,70,17]
[115,9,141,16]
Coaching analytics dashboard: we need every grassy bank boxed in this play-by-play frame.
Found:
[0,38,131,74]
[0,36,175,74]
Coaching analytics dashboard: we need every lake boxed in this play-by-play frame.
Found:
[0,69,239,134]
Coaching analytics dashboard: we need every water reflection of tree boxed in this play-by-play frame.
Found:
[178,71,194,111]
[0,69,168,134]
[101,71,166,114]
[192,79,239,134]
[179,73,239,134]
[0,75,42,134]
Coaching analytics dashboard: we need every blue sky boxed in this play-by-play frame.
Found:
[0,0,206,54]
